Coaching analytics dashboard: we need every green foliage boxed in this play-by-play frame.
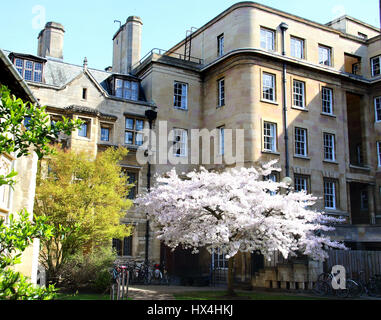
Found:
[0,269,56,300]
[58,246,116,293]
[0,211,56,300]
[0,85,81,300]
[35,147,133,282]
[0,85,83,160]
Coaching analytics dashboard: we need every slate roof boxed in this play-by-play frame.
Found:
[2,49,154,106]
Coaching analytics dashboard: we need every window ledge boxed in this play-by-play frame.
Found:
[294,155,310,160]
[260,99,278,106]
[77,136,91,141]
[349,164,370,171]
[291,106,308,112]
[174,107,188,111]
[323,160,339,165]
[324,210,349,216]
[321,112,336,118]
[262,150,280,155]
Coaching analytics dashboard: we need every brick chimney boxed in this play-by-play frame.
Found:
[112,16,143,74]
[38,22,65,59]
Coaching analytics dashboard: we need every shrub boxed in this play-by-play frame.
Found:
[58,246,116,293]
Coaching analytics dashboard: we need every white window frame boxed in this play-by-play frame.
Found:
[294,175,309,193]
[174,82,188,110]
[322,87,333,115]
[173,128,188,157]
[14,58,43,83]
[319,45,332,66]
[323,132,335,161]
[218,78,225,107]
[293,80,305,108]
[115,78,139,101]
[218,126,225,155]
[217,34,224,57]
[375,97,381,122]
[295,127,307,157]
[260,27,275,51]
[263,122,277,152]
[371,56,381,77]
[290,37,304,59]
[324,180,337,210]
[377,141,381,167]
[262,73,275,102]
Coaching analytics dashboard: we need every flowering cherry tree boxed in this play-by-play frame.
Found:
[135,161,346,294]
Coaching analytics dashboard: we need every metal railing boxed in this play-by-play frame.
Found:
[132,48,204,70]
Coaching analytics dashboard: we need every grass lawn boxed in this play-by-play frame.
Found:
[57,292,111,300]
[173,290,328,300]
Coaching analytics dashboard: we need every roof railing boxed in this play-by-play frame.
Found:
[132,48,203,70]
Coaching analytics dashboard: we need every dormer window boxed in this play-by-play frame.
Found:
[14,58,43,83]
[115,78,139,101]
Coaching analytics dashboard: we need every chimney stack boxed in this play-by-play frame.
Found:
[38,22,65,59]
[112,16,143,74]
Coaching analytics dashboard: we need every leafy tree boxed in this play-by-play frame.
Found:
[135,161,346,296]
[0,212,56,300]
[0,85,82,300]
[34,146,133,284]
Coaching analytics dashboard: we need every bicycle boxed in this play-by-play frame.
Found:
[312,272,360,298]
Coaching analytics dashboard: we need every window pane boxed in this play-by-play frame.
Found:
[78,123,88,137]
[135,133,144,146]
[135,120,144,131]
[101,127,110,141]
[319,46,331,66]
[322,88,333,114]
[372,57,381,76]
[294,176,308,193]
[324,133,335,161]
[375,97,381,122]
[218,79,225,107]
[126,118,134,130]
[264,122,276,151]
[125,131,134,144]
[295,127,307,156]
[131,82,139,100]
[324,180,336,209]
[291,37,303,59]
[174,82,188,109]
[263,73,275,101]
[261,28,274,51]
[293,80,305,108]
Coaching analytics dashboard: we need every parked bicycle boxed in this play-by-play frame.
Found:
[312,272,358,298]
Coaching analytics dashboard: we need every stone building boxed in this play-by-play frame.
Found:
[3,1,381,288]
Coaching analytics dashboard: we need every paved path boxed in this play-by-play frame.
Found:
[127,285,381,300]
[128,285,226,300]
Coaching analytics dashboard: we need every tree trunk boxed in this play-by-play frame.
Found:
[227,256,237,296]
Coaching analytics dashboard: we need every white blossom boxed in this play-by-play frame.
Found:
[135,162,347,261]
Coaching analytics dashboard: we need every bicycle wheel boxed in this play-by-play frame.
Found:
[346,280,361,299]
[312,281,330,296]
[367,279,379,297]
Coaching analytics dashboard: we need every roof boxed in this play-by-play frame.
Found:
[0,49,38,103]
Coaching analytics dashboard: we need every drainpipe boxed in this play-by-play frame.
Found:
[144,108,157,263]
[280,22,290,179]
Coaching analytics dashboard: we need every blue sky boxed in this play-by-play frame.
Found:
[0,0,379,70]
